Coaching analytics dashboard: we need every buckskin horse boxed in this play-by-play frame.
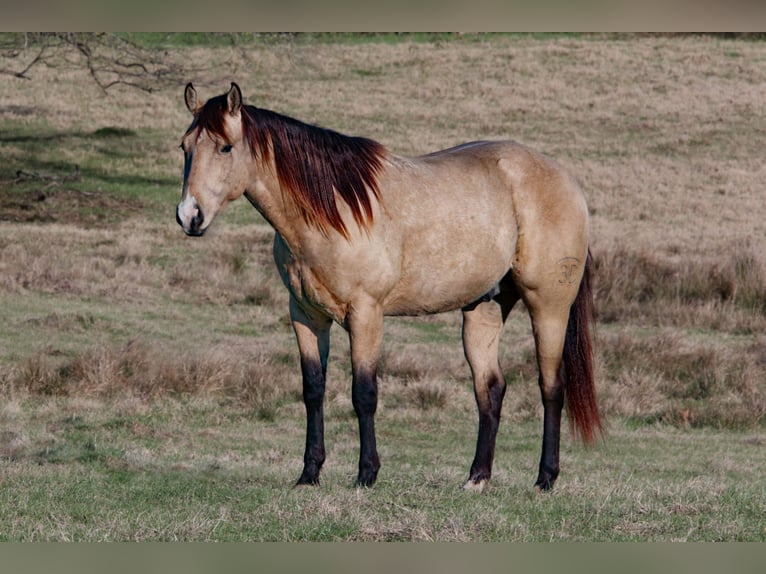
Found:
[176,82,601,492]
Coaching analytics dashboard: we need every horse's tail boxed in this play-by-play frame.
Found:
[563,249,602,443]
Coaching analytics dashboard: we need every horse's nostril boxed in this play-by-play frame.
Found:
[191,207,204,231]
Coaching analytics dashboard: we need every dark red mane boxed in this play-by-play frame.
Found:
[189,95,387,238]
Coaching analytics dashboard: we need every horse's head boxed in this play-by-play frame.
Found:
[176,82,249,236]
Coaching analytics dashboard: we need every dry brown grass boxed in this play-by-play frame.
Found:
[2,220,763,430]
[7,339,301,419]
[598,332,766,429]
[1,35,764,432]
[593,242,766,332]
[2,35,764,253]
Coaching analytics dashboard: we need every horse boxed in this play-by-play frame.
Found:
[176,82,601,492]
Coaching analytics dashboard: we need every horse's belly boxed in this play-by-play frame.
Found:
[381,240,515,316]
[383,282,501,316]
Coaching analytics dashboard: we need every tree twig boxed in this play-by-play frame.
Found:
[0,33,193,93]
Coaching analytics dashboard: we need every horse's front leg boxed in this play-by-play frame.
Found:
[346,301,383,487]
[290,298,332,486]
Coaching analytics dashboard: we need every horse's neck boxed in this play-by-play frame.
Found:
[243,167,306,253]
[244,154,386,257]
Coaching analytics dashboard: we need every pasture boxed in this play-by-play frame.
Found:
[0,33,764,541]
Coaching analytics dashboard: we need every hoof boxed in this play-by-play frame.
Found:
[356,474,378,488]
[533,478,555,493]
[463,479,487,493]
[295,474,321,487]
[356,468,379,488]
[534,465,558,492]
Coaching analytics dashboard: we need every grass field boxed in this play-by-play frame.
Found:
[0,33,764,541]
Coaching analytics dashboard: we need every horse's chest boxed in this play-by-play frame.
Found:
[273,239,350,322]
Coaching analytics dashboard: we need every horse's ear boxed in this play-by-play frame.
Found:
[184,83,198,115]
[227,82,242,116]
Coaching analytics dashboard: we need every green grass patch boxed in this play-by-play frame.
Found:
[1,398,764,541]
[0,122,177,226]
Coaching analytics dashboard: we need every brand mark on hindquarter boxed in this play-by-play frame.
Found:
[557,257,580,285]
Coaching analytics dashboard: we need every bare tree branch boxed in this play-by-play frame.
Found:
[0,33,193,93]
[14,43,49,78]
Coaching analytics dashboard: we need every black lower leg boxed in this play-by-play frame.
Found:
[535,387,563,491]
[352,368,380,487]
[296,358,326,485]
[468,375,506,483]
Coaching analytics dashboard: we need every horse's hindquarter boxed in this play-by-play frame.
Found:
[494,143,590,295]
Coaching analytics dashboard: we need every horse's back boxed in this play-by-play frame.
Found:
[413,139,586,221]
[398,139,587,254]
[378,140,589,314]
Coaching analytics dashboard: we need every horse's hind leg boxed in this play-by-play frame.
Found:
[524,297,571,491]
[290,297,332,486]
[462,284,518,493]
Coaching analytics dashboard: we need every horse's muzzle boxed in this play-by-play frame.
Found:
[176,203,206,236]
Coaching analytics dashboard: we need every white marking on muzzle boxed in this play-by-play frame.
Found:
[176,195,200,230]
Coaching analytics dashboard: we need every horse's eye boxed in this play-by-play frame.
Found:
[220,144,233,154]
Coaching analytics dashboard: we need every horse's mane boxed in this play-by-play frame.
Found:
[191,94,386,238]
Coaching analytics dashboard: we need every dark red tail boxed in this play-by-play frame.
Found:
[563,250,602,443]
